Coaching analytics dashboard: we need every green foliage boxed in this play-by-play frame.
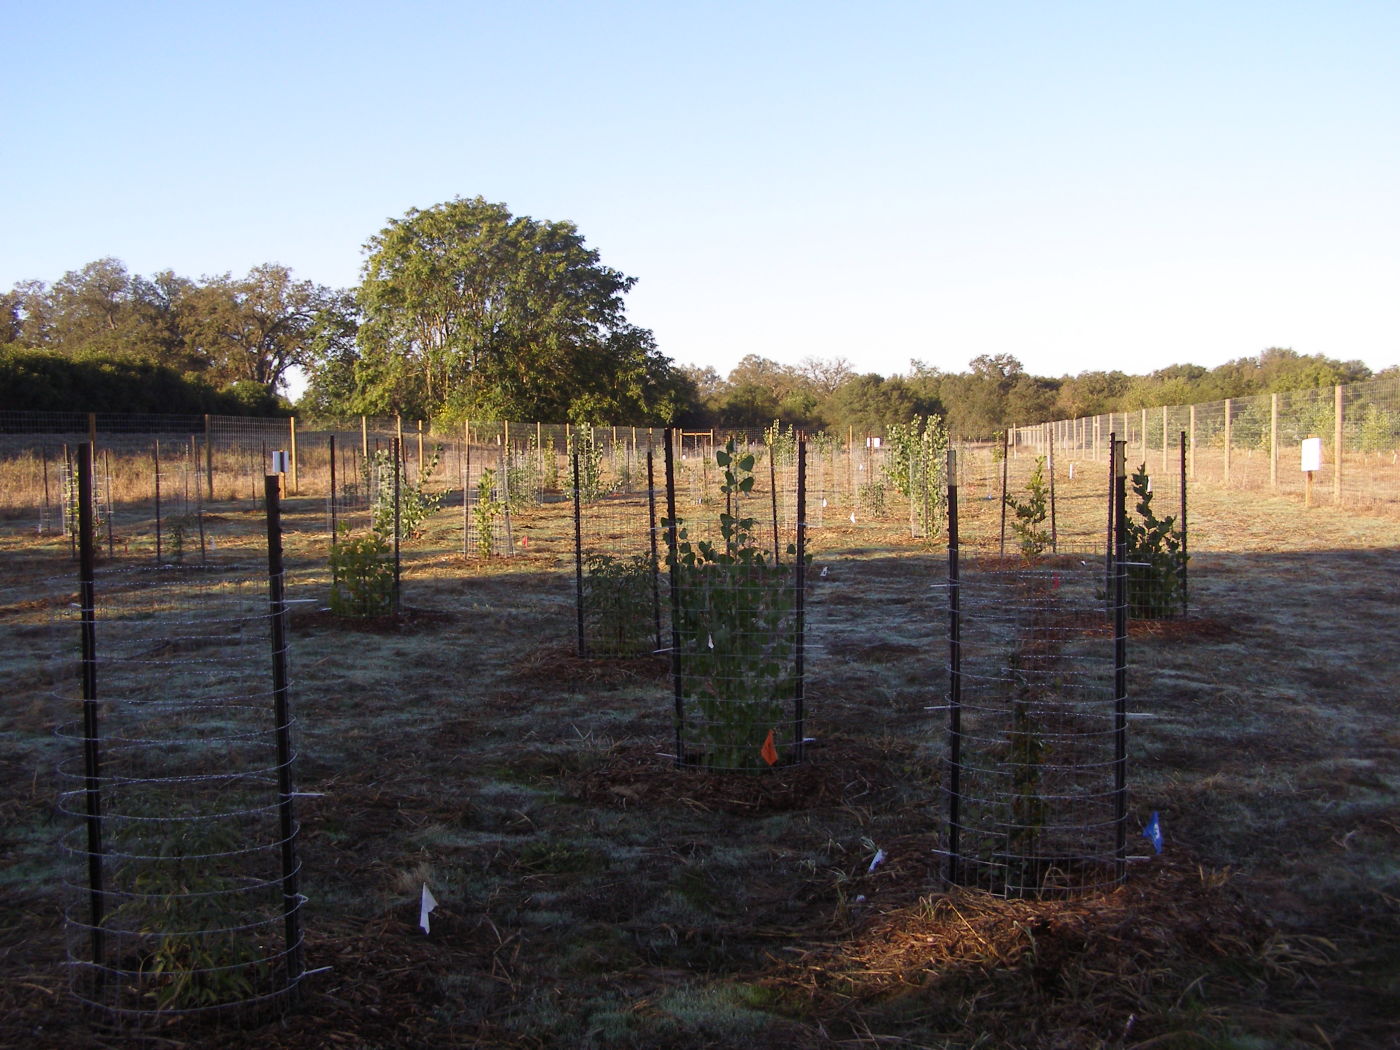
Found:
[569,426,606,503]
[329,527,395,616]
[1123,463,1187,618]
[111,813,264,1011]
[166,515,193,565]
[883,414,949,538]
[353,196,681,422]
[367,446,444,539]
[62,462,103,547]
[0,347,287,415]
[763,418,797,467]
[858,479,887,515]
[1005,456,1052,559]
[474,468,506,558]
[540,436,561,492]
[582,552,657,657]
[1356,404,1400,453]
[666,440,799,770]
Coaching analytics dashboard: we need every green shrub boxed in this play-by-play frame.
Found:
[367,446,444,539]
[1005,456,1051,559]
[1123,463,1187,618]
[582,552,657,657]
[473,468,505,558]
[666,440,800,770]
[329,527,394,616]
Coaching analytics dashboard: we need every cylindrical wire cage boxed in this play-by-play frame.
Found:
[941,444,1129,899]
[663,431,808,772]
[58,464,304,1028]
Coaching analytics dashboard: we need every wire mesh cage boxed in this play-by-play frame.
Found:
[57,460,304,1029]
[663,432,808,771]
[574,445,665,659]
[940,445,1129,899]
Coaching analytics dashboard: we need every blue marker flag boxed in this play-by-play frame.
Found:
[1143,811,1164,854]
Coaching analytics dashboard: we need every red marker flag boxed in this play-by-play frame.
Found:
[760,729,779,767]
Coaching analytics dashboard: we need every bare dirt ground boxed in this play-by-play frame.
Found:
[1,480,1397,1049]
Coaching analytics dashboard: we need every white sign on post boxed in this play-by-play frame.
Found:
[1300,438,1323,473]
[271,450,290,474]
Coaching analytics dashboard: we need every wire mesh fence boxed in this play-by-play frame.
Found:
[662,432,808,772]
[1014,373,1400,514]
[574,446,665,659]
[939,444,1130,899]
[57,459,305,1029]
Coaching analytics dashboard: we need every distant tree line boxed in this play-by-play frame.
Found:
[3,195,1389,432]
[1,256,346,415]
[677,347,1390,439]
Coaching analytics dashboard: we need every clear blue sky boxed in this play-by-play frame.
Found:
[4,0,1397,389]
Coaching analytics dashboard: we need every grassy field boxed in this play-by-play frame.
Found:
[0,472,1397,1049]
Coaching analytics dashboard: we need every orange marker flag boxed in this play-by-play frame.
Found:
[760,729,779,767]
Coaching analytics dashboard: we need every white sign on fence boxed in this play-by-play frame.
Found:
[1300,437,1323,473]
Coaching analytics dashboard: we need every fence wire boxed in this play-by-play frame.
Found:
[940,446,1129,899]
[56,558,305,1026]
[1014,373,1400,513]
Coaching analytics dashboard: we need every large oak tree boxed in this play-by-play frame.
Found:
[351,196,685,422]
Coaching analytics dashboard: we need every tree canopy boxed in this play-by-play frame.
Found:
[343,196,687,423]
[1,257,348,403]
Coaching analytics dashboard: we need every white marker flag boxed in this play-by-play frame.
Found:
[419,884,438,933]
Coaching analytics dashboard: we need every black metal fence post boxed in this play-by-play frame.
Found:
[945,448,962,886]
[392,437,402,613]
[647,449,662,653]
[264,474,306,1001]
[1179,430,1189,615]
[1105,432,1117,611]
[663,429,684,764]
[153,440,163,563]
[999,431,1009,557]
[1112,440,1129,878]
[329,434,338,543]
[573,453,586,658]
[77,444,106,985]
[793,436,807,762]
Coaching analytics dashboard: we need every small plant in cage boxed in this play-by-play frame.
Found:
[1123,463,1187,618]
[666,439,800,771]
[1005,456,1052,559]
[583,552,657,656]
[109,814,265,1011]
[329,526,395,616]
[506,445,540,511]
[541,435,561,492]
[368,446,445,538]
[569,427,607,503]
[764,419,797,467]
[473,467,506,558]
[858,478,887,515]
[62,464,104,545]
[165,515,195,565]
[883,415,948,538]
